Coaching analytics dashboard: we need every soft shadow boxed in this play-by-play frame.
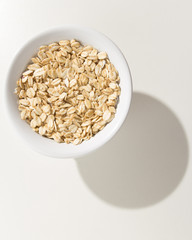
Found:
[76,92,189,208]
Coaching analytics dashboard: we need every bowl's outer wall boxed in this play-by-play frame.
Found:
[5,26,132,158]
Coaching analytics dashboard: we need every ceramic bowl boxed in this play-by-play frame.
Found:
[5,26,132,158]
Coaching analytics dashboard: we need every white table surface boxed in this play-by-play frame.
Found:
[0,0,192,239]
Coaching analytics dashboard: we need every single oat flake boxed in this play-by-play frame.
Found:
[15,39,121,144]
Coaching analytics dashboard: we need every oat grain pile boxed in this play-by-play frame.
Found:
[15,39,121,144]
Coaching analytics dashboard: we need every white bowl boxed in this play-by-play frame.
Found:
[5,26,132,158]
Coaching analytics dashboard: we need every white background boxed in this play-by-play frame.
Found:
[0,0,192,239]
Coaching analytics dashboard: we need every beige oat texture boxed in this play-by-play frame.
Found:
[15,39,121,144]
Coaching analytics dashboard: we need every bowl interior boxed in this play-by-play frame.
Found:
[6,26,132,158]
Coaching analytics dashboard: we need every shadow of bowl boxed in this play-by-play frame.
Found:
[76,92,189,208]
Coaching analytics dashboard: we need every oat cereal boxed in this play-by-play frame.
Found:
[15,39,121,144]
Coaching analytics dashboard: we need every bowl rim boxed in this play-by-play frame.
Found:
[4,25,132,158]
